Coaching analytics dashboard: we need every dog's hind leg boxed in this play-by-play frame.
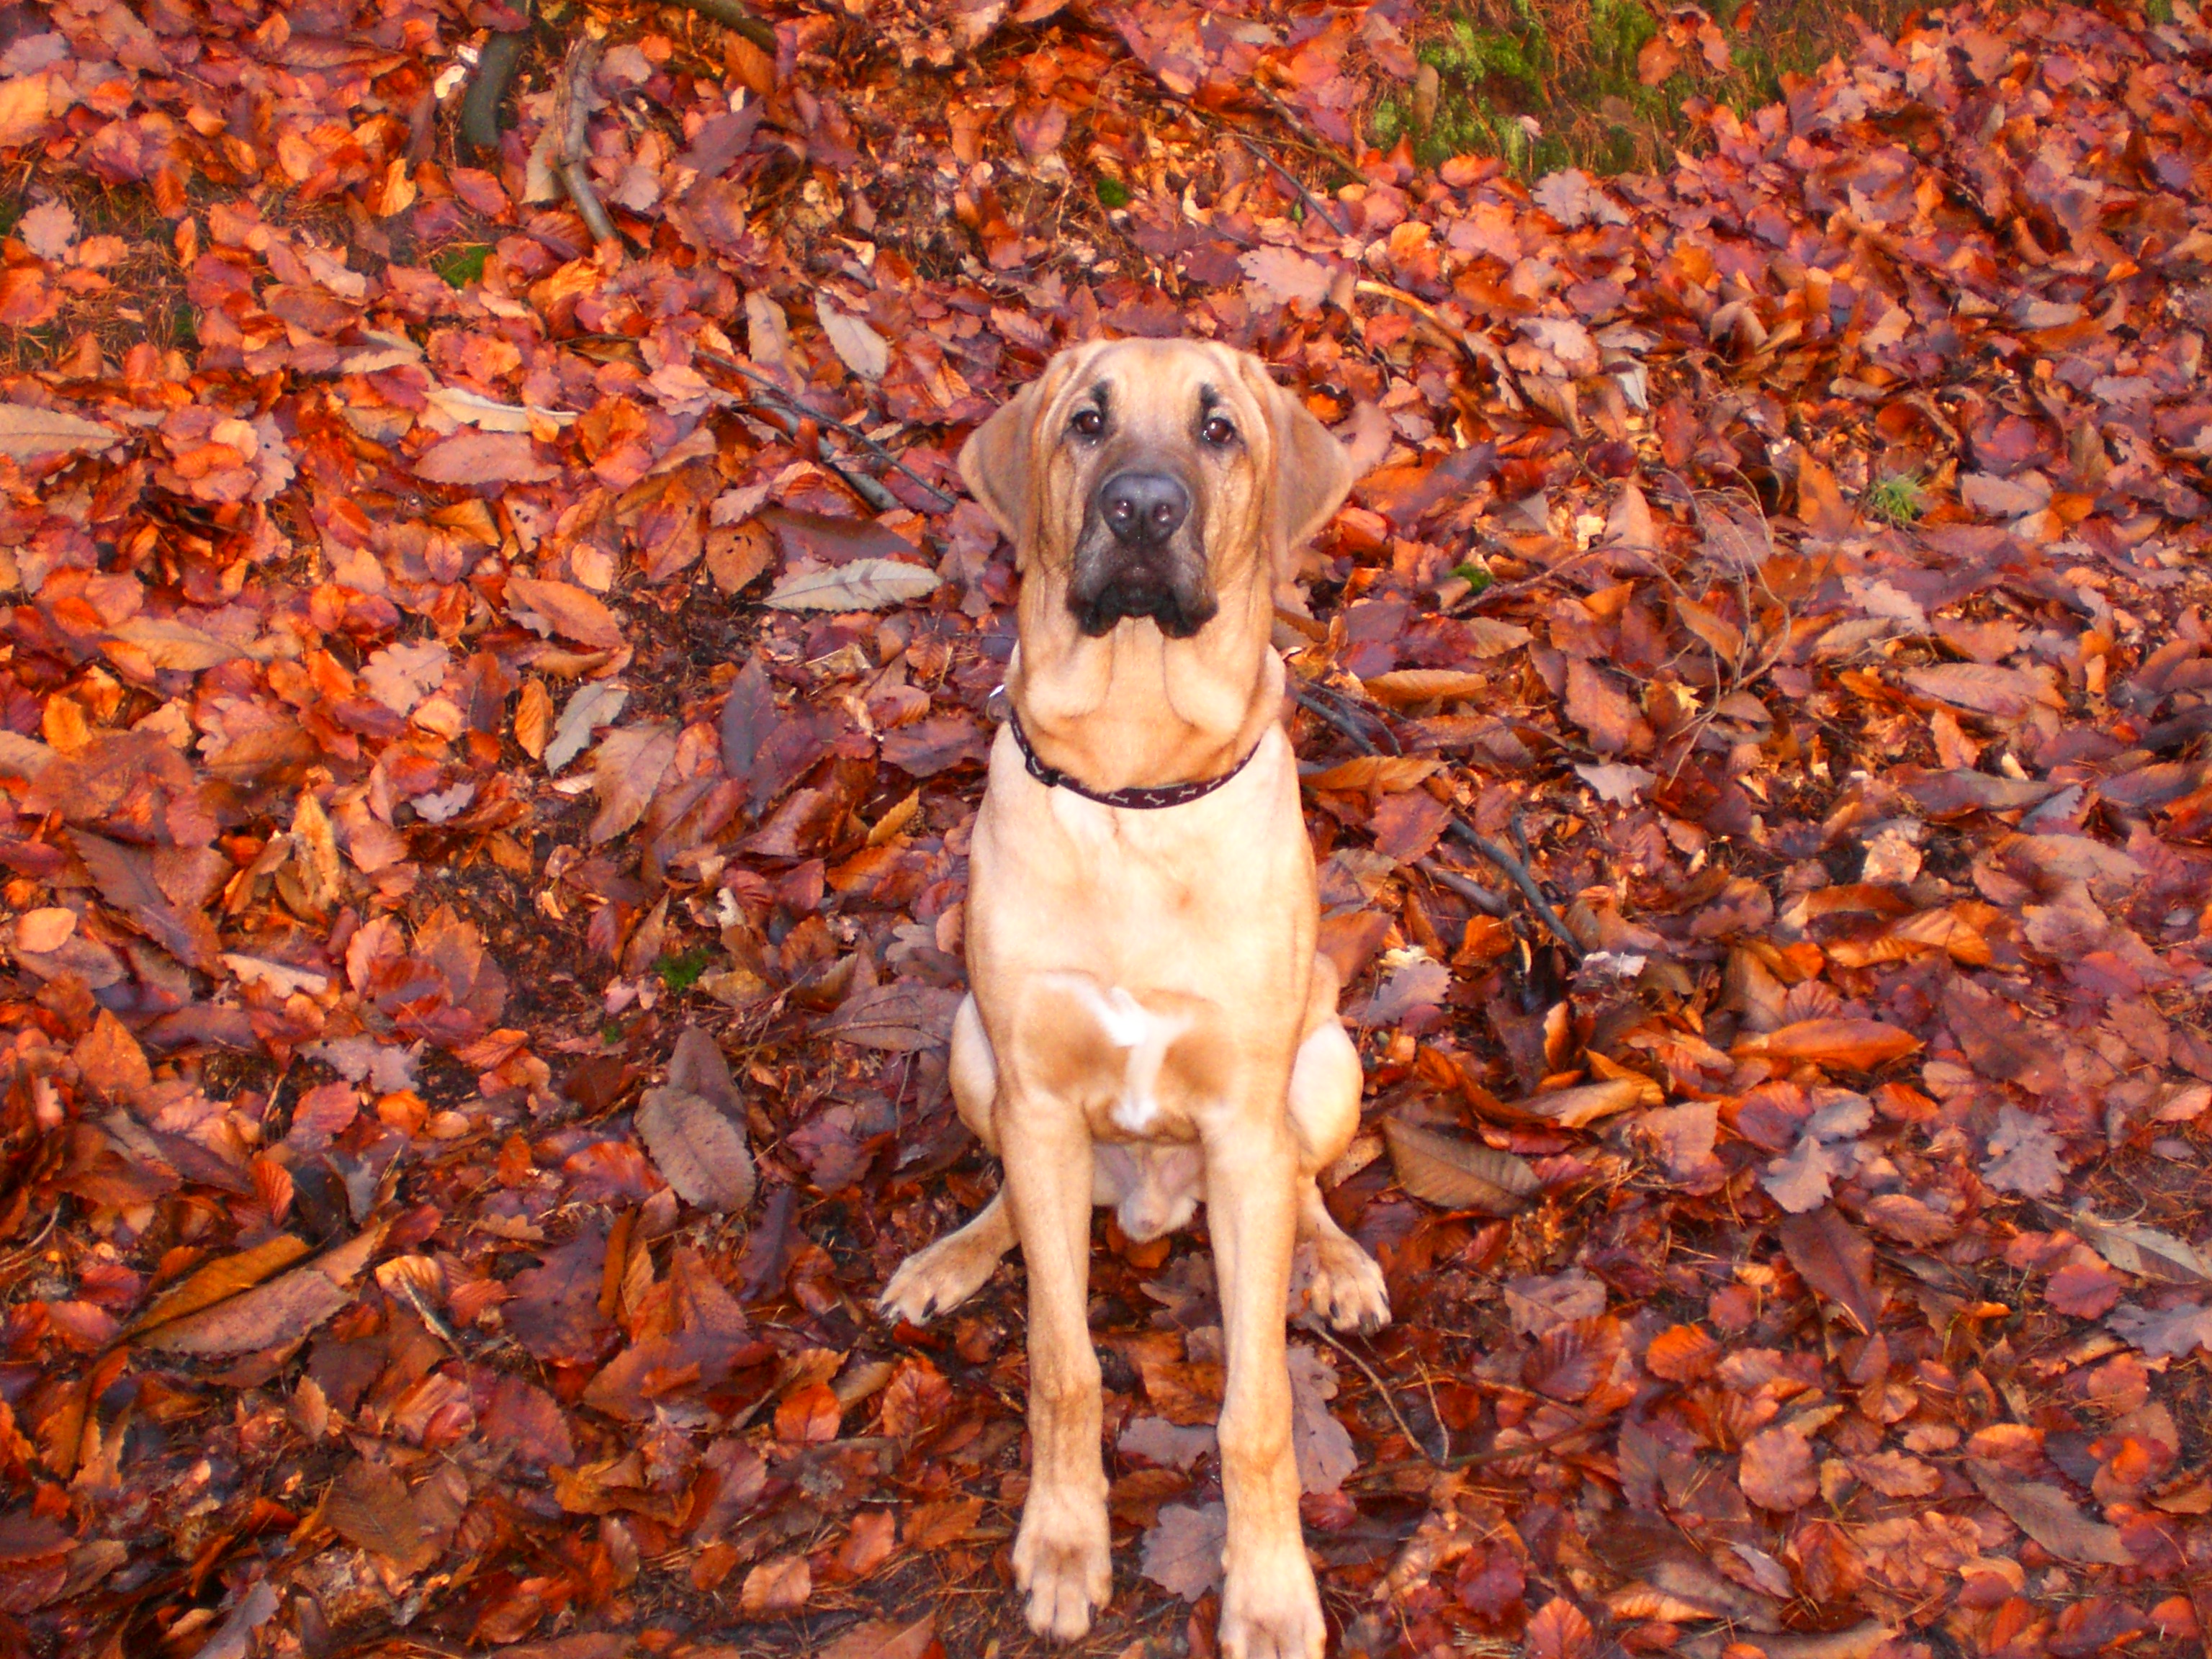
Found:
[1286,980,1390,1333]
[878,995,1017,1324]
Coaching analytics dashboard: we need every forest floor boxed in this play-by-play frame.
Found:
[0,1,2210,1657]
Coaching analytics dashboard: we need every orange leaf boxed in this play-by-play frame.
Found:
[1732,1017,1920,1069]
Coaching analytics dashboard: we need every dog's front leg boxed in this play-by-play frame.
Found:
[1002,1092,1112,1640]
[1208,1115,1326,1659]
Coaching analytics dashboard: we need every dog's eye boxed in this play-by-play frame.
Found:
[1071,408,1105,438]
[1201,414,1236,447]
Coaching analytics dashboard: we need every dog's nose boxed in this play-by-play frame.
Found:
[1098,472,1190,545]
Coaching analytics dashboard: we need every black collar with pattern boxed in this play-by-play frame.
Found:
[1000,700,1259,810]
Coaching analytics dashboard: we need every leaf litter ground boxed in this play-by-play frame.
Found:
[0,1,2210,1656]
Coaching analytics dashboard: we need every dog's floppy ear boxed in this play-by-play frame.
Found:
[958,379,1045,548]
[1256,372,1360,572]
[960,346,1094,554]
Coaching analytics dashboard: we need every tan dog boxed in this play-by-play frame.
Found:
[879,340,1388,1659]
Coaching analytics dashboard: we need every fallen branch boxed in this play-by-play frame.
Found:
[460,11,531,156]
[670,0,779,55]
[1354,279,1525,413]
[554,36,619,248]
[1296,676,1584,961]
[1308,1323,1448,1468]
[696,349,958,511]
[1416,856,1509,918]
[1233,133,1349,238]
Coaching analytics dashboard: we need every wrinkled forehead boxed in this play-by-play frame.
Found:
[1044,340,1268,443]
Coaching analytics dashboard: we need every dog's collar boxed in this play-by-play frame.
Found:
[994,690,1259,810]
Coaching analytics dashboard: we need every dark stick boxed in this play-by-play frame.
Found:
[1294,679,1584,961]
[460,22,531,156]
[672,0,780,54]
[696,349,958,510]
[1447,821,1583,962]
[1233,133,1349,238]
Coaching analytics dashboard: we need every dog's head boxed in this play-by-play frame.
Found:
[959,340,1358,639]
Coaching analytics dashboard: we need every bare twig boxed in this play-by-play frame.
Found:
[1309,1324,1447,1468]
[1446,820,1583,962]
[1353,279,1524,413]
[554,36,618,248]
[1232,133,1349,237]
[1290,678,1398,755]
[460,12,531,156]
[1416,856,1510,917]
[1296,677,1585,960]
[696,349,959,510]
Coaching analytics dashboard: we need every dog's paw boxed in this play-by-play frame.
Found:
[877,1233,1000,1326]
[1305,1233,1390,1334]
[1012,1485,1112,1642]
[1218,1541,1326,1659]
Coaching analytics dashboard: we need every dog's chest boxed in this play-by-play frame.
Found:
[968,726,1317,1136]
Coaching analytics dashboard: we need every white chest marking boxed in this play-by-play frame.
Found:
[1076,984,1190,1133]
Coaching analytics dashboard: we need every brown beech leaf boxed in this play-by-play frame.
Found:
[127,1234,311,1337]
[1777,1206,1880,1334]
[1501,1077,1653,1127]
[324,1459,434,1574]
[1303,755,1442,793]
[1524,1596,1599,1659]
[820,1617,935,1659]
[414,430,557,485]
[1644,1323,1719,1382]
[817,982,961,1051]
[138,1226,382,1355]
[1565,660,1653,755]
[817,295,889,380]
[588,723,678,845]
[1967,1463,2131,1565]
[1361,668,1489,705]
[507,577,626,648]
[1732,1017,1920,1069]
[1382,1119,1538,1214]
[0,401,113,459]
[1740,1423,1819,1512]
[764,558,942,611]
[739,1553,812,1614]
[1139,1501,1227,1601]
[2069,1210,2212,1285]
[634,1061,756,1215]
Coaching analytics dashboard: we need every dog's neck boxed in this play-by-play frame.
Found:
[1006,577,1281,793]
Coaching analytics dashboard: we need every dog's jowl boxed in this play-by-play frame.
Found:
[879,341,1388,1659]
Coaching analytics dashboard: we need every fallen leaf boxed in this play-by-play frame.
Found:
[1776,1206,1879,1333]
[1968,1462,2131,1565]
[1732,1017,1920,1069]
[546,682,628,774]
[763,558,942,611]
[128,1234,311,1336]
[1139,1501,1226,1601]
[1740,1423,1818,1511]
[1287,1344,1358,1493]
[1982,1104,2064,1197]
[817,295,889,380]
[634,1030,755,1213]
[588,723,678,844]
[1382,1118,1539,1214]
[414,429,557,485]
[508,577,626,648]
[138,1227,382,1354]
[0,401,113,459]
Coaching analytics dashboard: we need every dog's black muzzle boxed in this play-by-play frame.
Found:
[1068,467,1216,638]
